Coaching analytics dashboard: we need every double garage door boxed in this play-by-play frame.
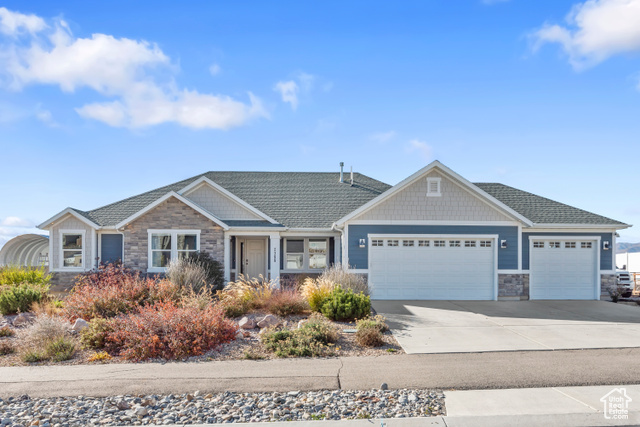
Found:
[369,236,496,300]
[369,235,599,300]
[530,239,598,300]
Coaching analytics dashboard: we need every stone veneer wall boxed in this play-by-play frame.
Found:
[49,272,81,294]
[121,197,224,272]
[600,274,616,298]
[498,273,529,300]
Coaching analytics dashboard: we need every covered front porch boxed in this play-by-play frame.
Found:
[223,230,341,286]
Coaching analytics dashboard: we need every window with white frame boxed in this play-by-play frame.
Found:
[308,239,327,269]
[426,177,441,197]
[148,230,200,271]
[60,231,84,269]
[285,239,304,270]
[284,237,330,271]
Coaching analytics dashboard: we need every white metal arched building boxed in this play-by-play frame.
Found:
[0,234,49,267]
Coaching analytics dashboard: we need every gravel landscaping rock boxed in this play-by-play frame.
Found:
[256,314,279,329]
[238,317,255,330]
[0,389,445,425]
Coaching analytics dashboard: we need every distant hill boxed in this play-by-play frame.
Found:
[617,242,640,253]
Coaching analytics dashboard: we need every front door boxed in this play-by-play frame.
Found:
[243,238,266,280]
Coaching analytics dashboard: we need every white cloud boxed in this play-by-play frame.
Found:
[0,216,34,227]
[0,7,46,36]
[0,8,267,129]
[274,80,299,110]
[406,139,433,162]
[370,131,396,143]
[274,71,319,110]
[532,0,640,69]
[209,63,221,76]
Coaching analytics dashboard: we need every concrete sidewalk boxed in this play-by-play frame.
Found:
[2,349,640,398]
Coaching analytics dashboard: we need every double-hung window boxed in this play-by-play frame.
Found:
[284,237,330,271]
[60,230,85,270]
[148,230,200,272]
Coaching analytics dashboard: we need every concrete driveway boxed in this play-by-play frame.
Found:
[372,300,640,354]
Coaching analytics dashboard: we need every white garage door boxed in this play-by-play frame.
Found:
[530,239,597,300]
[369,237,496,300]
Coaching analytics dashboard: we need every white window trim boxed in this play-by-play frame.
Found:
[147,229,201,273]
[426,177,441,197]
[282,237,330,272]
[58,229,86,272]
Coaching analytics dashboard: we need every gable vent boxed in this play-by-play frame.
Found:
[426,177,441,197]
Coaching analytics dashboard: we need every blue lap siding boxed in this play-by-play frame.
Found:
[522,232,613,270]
[347,225,519,270]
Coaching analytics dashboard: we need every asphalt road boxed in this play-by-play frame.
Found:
[1,348,640,398]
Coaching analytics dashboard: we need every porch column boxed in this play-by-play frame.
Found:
[223,234,231,284]
[269,234,281,286]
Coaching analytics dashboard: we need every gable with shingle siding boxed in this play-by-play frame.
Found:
[355,171,513,223]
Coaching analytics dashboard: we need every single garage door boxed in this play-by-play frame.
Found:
[530,239,597,300]
[369,236,496,300]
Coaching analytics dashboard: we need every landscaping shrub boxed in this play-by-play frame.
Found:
[188,251,225,291]
[88,351,112,362]
[0,282,50,315]
[300,276,335,312]
[608,285,626,303]
[18,315,77,363]
[320,287,371,321]
[31,299,64,317]
[166,257,208,293]
[265,289,308,316]
[63,264,180,321]
[0,265,51,286]
[80,318,112,349]
[0,341,14,356]
[104,301,237,361]
[318,264,369,295]
[218,274,276,317]
[355,317,386,348]
[261,314,338,358]
[45,337,76,362]
[0,326,14,337]
[356,315,389,333]
[21,315,71,349]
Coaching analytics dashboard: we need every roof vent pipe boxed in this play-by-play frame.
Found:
[350,166,354,186]
[339,162,344,183]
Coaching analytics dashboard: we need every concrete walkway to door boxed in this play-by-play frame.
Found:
[372,300,640,354]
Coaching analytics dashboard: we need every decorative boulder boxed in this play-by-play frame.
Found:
[238,317,256,329]
[72,318,89,332]
[257,314,280,329]
[12,313,36,327]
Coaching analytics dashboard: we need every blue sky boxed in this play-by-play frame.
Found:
[1,0,640,248]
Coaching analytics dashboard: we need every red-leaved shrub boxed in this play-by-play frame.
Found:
[266,289,308,316]
[104,301,237,361]
[63,264,181,321]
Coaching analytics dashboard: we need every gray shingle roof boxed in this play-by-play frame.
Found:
[79,172,392,229]
[475,183,627,226]
[70,173,626,229]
